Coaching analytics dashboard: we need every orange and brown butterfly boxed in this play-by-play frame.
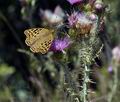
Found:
[24,28,54,54]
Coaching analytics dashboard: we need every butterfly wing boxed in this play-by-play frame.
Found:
[24,28,43,46]
[24,28,54,54]
[30,32,53,54]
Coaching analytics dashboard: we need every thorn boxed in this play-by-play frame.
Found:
[89,80,96,84]
[62,50,66,54]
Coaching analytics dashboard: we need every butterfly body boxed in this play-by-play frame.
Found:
[24,28,54,54]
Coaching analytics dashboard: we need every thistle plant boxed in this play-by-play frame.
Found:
[1,0,120,101]
[22,0,107,102]
[55,0,105,102]
[108,46,120,102]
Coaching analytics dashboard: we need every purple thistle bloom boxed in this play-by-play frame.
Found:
[67,0,83,5]
[50,36,71,52]
[68,12,78,27]
[108,66,113,73]
[68,12,94,27]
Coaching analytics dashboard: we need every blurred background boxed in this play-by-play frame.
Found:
[0,0,120,102]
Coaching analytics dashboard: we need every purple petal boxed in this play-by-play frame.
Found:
[68,12,78,27]
[108,66,113,73]
[50,37,71,52]
[67,0,83,5]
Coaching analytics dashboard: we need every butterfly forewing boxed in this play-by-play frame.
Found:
[24,28,44,46]
[24,28,54,54]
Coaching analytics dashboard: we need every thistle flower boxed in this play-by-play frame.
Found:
[108,66,113,73]
[112,45,120,63]
[76,13,92,25]
[50,36,71,52]
[40,5,65,24]
[88,13,98,21]
[68,12,93,26]
[66,0,84,5]
[94,0,104,10]
[68,12,97,36]
[76,12,94,35]
[68,12,78,27]
[95,3,103,10]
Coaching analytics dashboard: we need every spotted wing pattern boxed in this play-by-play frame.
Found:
[24,28,54,54]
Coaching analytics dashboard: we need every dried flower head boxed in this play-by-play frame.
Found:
[68,12,98,36]
[76,12,94,35]
[76,13,92,25]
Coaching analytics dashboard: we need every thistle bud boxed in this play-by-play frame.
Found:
[94,0,104,10]
[112,45,120,64]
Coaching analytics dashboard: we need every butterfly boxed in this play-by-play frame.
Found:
[24,28,54,54]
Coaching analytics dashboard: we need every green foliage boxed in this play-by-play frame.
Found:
[0,64,15,77]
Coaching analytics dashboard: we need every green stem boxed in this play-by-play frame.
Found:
[83,64,89,102]
[108,63,118,102]
[64,63,78,93]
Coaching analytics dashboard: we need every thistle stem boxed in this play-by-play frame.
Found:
[82,64,89,102]
[108,62,118,102]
